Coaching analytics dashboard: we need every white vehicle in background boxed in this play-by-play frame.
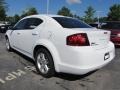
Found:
[0,21,10,33]
[5,15,115,77]
[0,23,6,32]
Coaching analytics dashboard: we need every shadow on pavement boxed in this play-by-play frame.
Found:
[55,70,97,81]
[11,48,97,81]
[115,45,120,48]
[12,49,35,65]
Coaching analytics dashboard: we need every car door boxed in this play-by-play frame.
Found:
[18,18,43,56]
[10,19,27,49]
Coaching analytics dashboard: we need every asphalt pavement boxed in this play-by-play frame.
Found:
[0,33,120,90]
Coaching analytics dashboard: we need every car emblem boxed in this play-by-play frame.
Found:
[91,42,99,46]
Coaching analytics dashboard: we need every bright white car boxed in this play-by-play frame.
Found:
[5,15,115,77]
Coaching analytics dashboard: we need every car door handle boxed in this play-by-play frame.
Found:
[17,33,21,35]
[32,32,38,36]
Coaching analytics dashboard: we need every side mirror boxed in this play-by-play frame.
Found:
[29,25,37,29]
[8,26,13,30]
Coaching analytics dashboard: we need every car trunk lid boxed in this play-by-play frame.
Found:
[66,28,111,49]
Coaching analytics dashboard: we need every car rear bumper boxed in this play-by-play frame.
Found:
[58,60,113,75]
[57,42,115,75]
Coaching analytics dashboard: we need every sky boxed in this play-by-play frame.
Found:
[6,0,120,17]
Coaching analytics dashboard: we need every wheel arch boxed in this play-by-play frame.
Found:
[33,40,61,72]
[33,45,50,59]
[5,35,8,39]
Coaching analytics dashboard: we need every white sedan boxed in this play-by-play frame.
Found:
[5,15,115,77]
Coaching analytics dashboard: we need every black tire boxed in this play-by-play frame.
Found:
[35,48,55,78]
[6,38,12,51]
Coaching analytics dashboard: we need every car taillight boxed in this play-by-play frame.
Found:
[117,33,120,37]
[67,33,90,46]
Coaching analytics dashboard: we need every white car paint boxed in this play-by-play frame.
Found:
[6,15,115,75]
[0,24,5,26]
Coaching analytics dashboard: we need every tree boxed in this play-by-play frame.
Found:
[107,4,120,21]
[94,17,107,23]
[57,6,73,17]
[0,0,7,8]
[83,6,96,23]
[99,17,107,22]
[6,16,14,23]
[13,14,20,23]
[0,0,7,21]
[73,14,83,20]
[6,14,20,25]
[21,7,38,18]
[0,7,6,20]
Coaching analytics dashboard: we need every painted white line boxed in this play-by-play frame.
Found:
[0,79,5,84]
[5,73,17,81]
[0,66,36,84]
[24,66,36,72]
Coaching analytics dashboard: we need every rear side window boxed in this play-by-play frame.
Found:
[52,17,91,28]
[25,18,43,29]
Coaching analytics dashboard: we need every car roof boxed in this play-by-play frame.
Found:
[23,14,65,19]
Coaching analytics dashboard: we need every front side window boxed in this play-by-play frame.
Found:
[13,19,27,30]
[52,17,92,28]
[13,18,43,30]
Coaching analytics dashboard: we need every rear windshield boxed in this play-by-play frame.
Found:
[52,17,92,28]
[102,22,120,29]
